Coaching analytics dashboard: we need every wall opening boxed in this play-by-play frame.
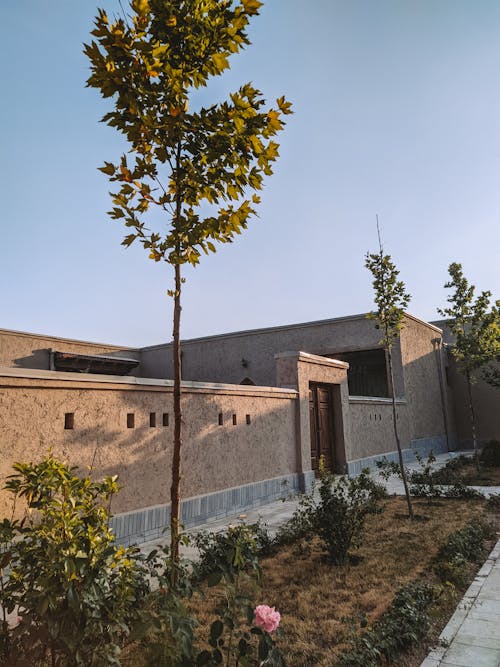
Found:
[326,349,389,397]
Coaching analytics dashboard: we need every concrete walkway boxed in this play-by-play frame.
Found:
[421,539,500,667]
[139,451,500,667]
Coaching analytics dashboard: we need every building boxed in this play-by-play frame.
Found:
[0,312,497,545]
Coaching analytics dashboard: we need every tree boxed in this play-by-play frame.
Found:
[365,227,414,519]
[438,262,500,468]
[85,0,291,572]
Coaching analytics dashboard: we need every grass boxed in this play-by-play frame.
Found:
[458,461,500,486]
[431,455,500,486]
[186,496,495,667]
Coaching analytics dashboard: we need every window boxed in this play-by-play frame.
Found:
[64,413,74,430]
[326,349,389,397]
[162,413,169,427]
[150,412,156,427]
[127,413,135,428]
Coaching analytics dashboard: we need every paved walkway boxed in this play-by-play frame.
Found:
[139,451,500,667]
[421,539,500,667]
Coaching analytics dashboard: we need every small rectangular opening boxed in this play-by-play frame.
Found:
[127,413,135,429]
[232,414,237,426]
[64,413,74,430]
[162,413,169,427]
[218,413,223,426]
[246,414,251,425]
[150,412,156,427]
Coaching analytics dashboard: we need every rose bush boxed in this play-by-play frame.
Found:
[254,605,281,634]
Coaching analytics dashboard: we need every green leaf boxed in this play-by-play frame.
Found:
[207,571,222,587]
[210,619,224,643]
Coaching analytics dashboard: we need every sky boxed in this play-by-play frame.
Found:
[1,1,499,348]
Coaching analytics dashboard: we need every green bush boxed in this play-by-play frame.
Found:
[480,440,500,467]
[1,456,149,667]
[192,522,265,582]
[337,581,435,667]
[433,520,492,587]
[281,466,383,566]
[314,469,382,565]
[436,520,492,565]
[192,524,285,667]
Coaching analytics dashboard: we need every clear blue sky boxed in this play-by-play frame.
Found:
[1,1,499,347]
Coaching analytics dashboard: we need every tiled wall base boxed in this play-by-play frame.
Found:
[111,472,303,547]
[347,435,450,476]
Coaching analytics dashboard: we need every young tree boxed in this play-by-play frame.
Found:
[365,229,414,519]
[85,0,291,570]
[438,262,500,468]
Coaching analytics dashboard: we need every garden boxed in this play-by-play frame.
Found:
[0,447,498,667]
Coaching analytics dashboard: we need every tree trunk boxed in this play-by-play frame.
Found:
[170,261,182,579]
[387,347,414,519]
[466,370,480,471]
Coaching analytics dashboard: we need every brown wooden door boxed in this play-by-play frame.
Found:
[309,384,335,474]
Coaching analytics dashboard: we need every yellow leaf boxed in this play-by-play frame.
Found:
[167,16,177,27]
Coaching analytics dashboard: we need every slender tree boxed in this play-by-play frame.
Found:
[438,262,500,468]
[365,225,414,519]
[85,0,291,571]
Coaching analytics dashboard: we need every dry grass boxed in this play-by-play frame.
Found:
[123,496,495,667]
[458,462,500,486]
[191,497,490,667]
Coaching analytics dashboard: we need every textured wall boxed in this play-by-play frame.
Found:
[399,318,448,443]
[0,329,138,370]
[140,314,406,396]
[446,359,500,444]
[0,370,297,519]
[348,398,410,460]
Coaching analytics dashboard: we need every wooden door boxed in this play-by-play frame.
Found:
[309,384,335,474]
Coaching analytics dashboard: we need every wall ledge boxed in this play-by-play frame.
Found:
[0,366,298,398]
[275,350,349,370]
[349,396,407,405]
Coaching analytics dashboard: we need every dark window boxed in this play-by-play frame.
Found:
[150,412,156,427]
[246,414,251,425]
[64,413,74,430]
[127,413,135,428]
[218,413,223,426]
[162,413,169,427]
[232,414,237,425]
[326,349,389,397]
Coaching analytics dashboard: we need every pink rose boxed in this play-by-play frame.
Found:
[254,604,281,633]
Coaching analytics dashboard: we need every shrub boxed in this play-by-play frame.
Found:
[436,520,492,565]
[433,520,493,587]
[1,456,149,666]
[337,581,435,667]
[192,523,264,582]
[192,524,285,666]
[480,440,500,467]
[313,469,382,565]
[277,466,385,565]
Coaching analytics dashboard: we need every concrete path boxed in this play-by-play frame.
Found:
[420,539,500,667]
[138,451,500,667]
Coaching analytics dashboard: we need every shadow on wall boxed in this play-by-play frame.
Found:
[13,349,51,370]
[0,384,298,521]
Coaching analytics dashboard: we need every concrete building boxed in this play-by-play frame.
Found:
[0,312,497,545]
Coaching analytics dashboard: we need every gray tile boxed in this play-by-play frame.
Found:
[442,641,500,667]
